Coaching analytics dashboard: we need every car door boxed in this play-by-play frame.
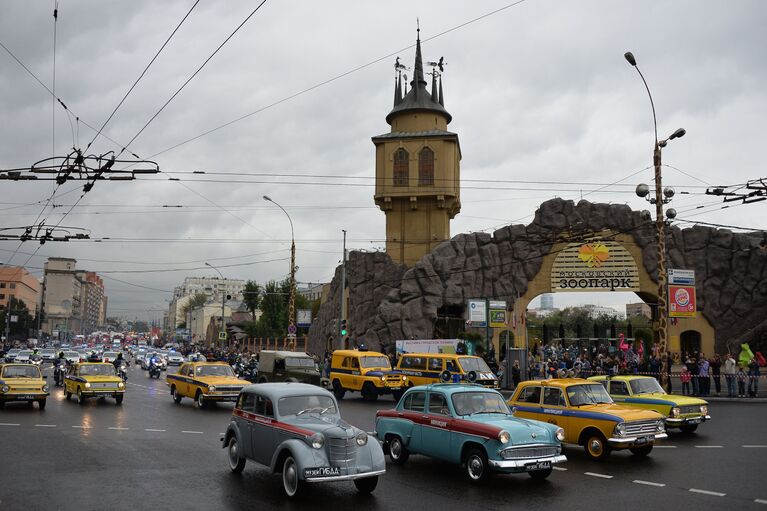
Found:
[609,380,630,404]
[400,390,427,453]
[512,385,543,420]
[250,394,277,465]
[236,393,256,458]
[180,364,194,397]
[420,391,452,460]
[541,387,569,431]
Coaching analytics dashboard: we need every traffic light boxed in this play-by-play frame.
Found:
[340,319,348,337]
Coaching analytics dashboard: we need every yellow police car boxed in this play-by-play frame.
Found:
[395,353,499,388]
[64,362,125,405]
[166,361,250,409]
[329,349,407,401]
[0,363,49,409]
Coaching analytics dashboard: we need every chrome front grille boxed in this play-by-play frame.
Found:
[679,405,701,415]
[623,420,659,436]
[212,385,243,393]
[90,382,119,389]
[500,444,561,460]
[327,436,357,468]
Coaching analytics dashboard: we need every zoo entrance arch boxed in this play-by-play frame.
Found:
[502,234,715,357]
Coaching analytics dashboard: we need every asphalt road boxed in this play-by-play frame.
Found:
[1,362,766,511]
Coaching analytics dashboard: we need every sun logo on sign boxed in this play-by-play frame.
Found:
[578,243,610,268]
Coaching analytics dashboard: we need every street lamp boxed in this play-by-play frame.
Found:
[263,195,297,349]
[625,51,686,390]
[205,262,227,349]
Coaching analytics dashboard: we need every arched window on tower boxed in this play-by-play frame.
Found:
[419,147,434,186]
[393,148,409,187]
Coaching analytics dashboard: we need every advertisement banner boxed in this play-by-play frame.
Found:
[468,299,487,327]
[488,300,507,328]
[669,285,696,317]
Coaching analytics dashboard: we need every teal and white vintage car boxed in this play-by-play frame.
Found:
[375,384,566,482]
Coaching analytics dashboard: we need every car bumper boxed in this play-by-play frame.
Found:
[201,393,239,402]
[666,415,711,426]
[304,469,386,483]
[81,389,125,397]
[608,432,668,446]
[1,392,49,401]
[488,454,567,471]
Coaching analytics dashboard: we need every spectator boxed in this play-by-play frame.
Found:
[737,365,747,398]
[680,367,692,396]
[724,352,737,398]
[748,357,760,397]
[511,360,521,387]
[698,354,711,397]
[711,354,722,396]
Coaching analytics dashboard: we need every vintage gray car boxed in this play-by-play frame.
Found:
[221,383,385,497]
[256,351,321,386]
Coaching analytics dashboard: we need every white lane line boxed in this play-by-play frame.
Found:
[695,445,723,449]
[689,488,726,497]
[71,425,90,429]
[34,424,57,428]
[181,430,204,434]
[654,445,677,448]
[743,445,767,448]
[633,480,666,487]
[108,427,129,431]
[755,499,767,505]
[552,466,567,471]
[145,429,166,432]
[0,423,20,426]
[585,472,613,479]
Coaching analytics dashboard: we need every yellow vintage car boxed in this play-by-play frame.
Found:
[395,353,500,388]
[329,349,407,401]
[588,375,710,433]
[508,378,667,460]
[166,362,249,409]
[0,363,49,409]
[64,362,125,405]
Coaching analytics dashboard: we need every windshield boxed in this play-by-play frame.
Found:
[360,356,390,369]
[566,384,614,406]
[285,357,315,368]
[278,395,338,417]
[18,351,32,357]
[103,352,118,359]
[41,350,55,355]
[65,351,80,358]
[196,365,234,377]
[2,365,41,378]
[79,364,116,376]
[629,378,665,395]
[451,391,509,416]
[457,357,492,373]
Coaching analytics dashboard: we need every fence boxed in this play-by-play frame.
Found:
[238,335,308,354]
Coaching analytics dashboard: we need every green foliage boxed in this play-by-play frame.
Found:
[242,281,262,322]
[252,279,310,338]
[0,297,34,340]
[181,292,208,317]
[527,306,652,342]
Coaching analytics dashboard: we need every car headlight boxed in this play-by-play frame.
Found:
[656,420,664,432]
[42,385,49,393]
[614,423,626,436]
[498,430,511,444]
[700,405,708,415]
[381,376,386,382]
[310,433,324,449]
[356,432,368,446]
[1,385,9,393]
[556,427,565,442]
[209,386,216,392]
[84,382,91,389]
[118,382,125,388]
[670,407,680,417]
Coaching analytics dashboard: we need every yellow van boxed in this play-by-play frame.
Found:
[395,353,499,389]
[329,349,407,401]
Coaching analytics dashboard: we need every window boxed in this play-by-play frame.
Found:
[428,393,450,415]
[254,395,274,417]
[238,393,256,412]
[401,356,426,371]
[0,294,4,300]
[610,381,629,396]
[9,283,15,289]
[418,147,434,186]
[393,148,409,186]
[543,387,566,407]
[0,283,5,288]
[445,360,457,372]
[518,386,542,404]
[342,357,352,369]
[403,391,426,412]
[428,358,443,372]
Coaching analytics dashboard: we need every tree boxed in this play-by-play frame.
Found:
[242,280,262,323]
[181,292,208,318]
[253,278,310,338]
[0,297,34,340]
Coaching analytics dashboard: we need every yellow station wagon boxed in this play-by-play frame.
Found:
[329,349,407,401]
[0,363,49,409]
[64,362,125,405]
[508,379,667,460]
[166,362,250,409]
[395,353,499,388]
[588,375,710,433]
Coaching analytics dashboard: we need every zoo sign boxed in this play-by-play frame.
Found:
[550,241,640,292]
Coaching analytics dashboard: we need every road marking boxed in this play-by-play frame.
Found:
[552,466,567,471]
[654,445,677,448]
[695,445,723,448]
[181,430,204,434]
[0,423,20,427]
[584,472,613,479]
[108,427,129,431]
[689,488,726,497]
[71,425,91,429]
[743,445,767,448]
[633,480,666,487]
[145,429,166,432]
[34,424,57,428]
[755,499,767,505]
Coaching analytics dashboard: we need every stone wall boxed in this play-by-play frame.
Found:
[308,198,767,355]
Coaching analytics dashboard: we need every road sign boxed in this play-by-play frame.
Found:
[296,310,312,327]
[287,324,297,335]
[218,331,227,341]
[468,299,487,327]
[669,269,695,285]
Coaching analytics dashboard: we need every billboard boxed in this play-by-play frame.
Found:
[488,300,507,328]
[669,285,696,317]
[468,299,487,327]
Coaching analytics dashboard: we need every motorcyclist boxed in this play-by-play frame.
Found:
[53,352,68,385]
[87,350,100,362]
[112,352,126,371]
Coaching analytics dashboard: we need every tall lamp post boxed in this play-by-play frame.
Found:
[205,262,227,349]
[625,51,686,390]
[263,195,296,349]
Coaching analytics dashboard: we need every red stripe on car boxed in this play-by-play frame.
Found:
[233,408,313,437]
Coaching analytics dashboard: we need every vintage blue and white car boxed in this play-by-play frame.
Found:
[375,384,567,482]
[221,383,385,497]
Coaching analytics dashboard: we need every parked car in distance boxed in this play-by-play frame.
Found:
[376,384,566,482]
[39,349,56,362]
[63,351,81,365]
[221,383,385,497]
[257,351,321,386]
[588,375,710,433]
[166,351,185,365]
[14,350,33,364]
[395,353,499,388]
[4,349,21,362]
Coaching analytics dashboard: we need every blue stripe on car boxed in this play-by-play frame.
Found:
[513,405,623,423]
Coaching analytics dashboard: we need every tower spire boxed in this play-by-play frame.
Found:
[412,27,427,92]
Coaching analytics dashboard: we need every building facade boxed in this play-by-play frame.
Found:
[626,302,652,320]
[189,303,233,346]
[42,258,82,337]
[0,266,41,316]
[298,282,326,302]
[168,276,245,328]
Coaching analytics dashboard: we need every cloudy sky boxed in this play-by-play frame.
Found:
[1,0,765,322]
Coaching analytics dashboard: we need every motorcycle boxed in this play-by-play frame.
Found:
[233,361,246,378]
[148,362,161,379]
[54,364,66,387]
[118,363,128,382]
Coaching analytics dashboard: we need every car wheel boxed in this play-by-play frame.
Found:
[583,432,611,460]
[463,448,490,483]
[361,382,379,402]
[172,387,182,404]
[38,399,46,410]
[196,391,207,409]
[388,436,409,465]
[354,476,378,494]
[680,424,699,433]
[65,390,72,400]
[77,388,86,406]
[332,380,345,400]
[282,455,302,497]
[258,377,268,384]
[392,389,404,402]
[227,437,246,473]
[115,395,124,405]
[629,445,653,457]
[528,468,552,480]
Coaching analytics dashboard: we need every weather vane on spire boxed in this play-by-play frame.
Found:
[427,56,446,75]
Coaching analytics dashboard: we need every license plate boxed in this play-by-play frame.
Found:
[525,461,551,472]
[224,396,237,402]
[635,435,654,445]
[304,466,340,478]
[687,418,701,424]
[18,395,35,400]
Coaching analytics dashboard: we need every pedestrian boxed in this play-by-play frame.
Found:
[698,354,711,397]
[737,365,747,398]
[724,352,737,398]
[686,355,699,395]
[680,367,692,396]
[511,360,521,387]
[748,357,760,397]
[711,354,722,396]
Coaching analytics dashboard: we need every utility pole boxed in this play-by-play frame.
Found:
[339,229,347,349]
